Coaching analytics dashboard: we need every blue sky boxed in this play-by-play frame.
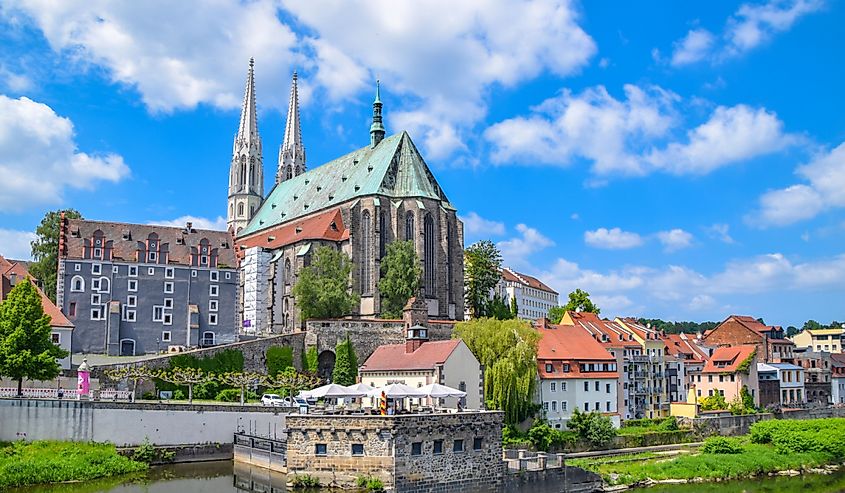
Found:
[0,1,842,326]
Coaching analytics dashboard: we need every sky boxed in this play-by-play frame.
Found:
[0,1,843,327]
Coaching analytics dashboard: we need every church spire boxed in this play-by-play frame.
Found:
[277,71,306,184]
[236,57,259,147]
[370,80,385,147]
[228,58,264,235]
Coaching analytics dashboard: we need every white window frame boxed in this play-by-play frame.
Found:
[191,270,197,278]
[112,266,119,274]
[90,306,104,321]
[126,295,137,307]
[200,255,208,266]
[225,272,231,280]
[93,247,102,258]
[152,306,164,322]
[161,331,172,342]
[74,263,81,272]
[209,285,218,297]
[122,306,136,322]
[148,267,155,276]
[164,298,173,309]
[164,281,174,294]
[91,278,101,291]
[208,313,218,326]
[163,312,173,326]
[92,263,101,275]
[129,266,138,277]
[165,267,174,279]
[148,251,158,263]
[209,299,218,312]
[91,293,101,305]
[98,277,110,293]
[128,279,138,292]
[70,275,85,292]
[210,270,219,282]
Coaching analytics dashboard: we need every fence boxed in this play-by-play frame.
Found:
[0,388,132,400]
[234,432,287,473]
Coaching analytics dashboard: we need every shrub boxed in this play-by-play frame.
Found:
[701,436,743,454]
[750,418,845,458]
[141,391,156,400]
[568,409,617,447]
[214,388,258,402]
[502,425,531,448]
[266,346,294,377]
[291,474,320,487]
[192,381,222,400]
[172,389,185,400]
[658,417,679,431]
[356,475,385,492]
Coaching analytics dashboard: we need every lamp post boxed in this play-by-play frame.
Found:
[156,337,161,354]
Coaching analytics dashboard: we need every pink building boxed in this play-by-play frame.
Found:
[693,344,759,406]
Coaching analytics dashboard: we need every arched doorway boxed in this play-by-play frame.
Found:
[318,351,336,381]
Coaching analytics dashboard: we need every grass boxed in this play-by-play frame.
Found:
[0,441,147,488]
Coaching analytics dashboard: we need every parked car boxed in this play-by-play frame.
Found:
[261,393,284,406]
[281,396,310,408]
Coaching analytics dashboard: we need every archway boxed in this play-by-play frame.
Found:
[317,350,336,381]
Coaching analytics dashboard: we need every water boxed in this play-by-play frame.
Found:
[9,461,845,493]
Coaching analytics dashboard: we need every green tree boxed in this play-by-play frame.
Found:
[378,241,421,319]
[785,326,799,337]
[699,393,728,411]
[302,346,319,374]
[218,371,267,405]
[454,318,539,425]
[292,246,359,320]
[332,335,358,386]
[567,409,617,447]
[547,306,566,324]
[267,367,322,399]
[266,346,294,377]
[0,280,68,395]
[803,320,823,331]
[29,209,83,303]
[464,240,503,318]
[487,294,515,320]
[153,367,212,403]
[562,289,600,315]
[509,296,519,318]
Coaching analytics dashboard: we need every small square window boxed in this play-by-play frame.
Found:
[411,442,423,456]
[315,444,327,456]
[210,270,219,282]
[225,272,231,280]
[126,295,137,307]
[93,247,102,258]
[433,440,443,455]
[164,281,174,294]
[164,298,173,309]
[209,285,218,297]
[148,267,155,276]
[74,264,81,272]
[92,263,101,275]
[163,312,172,325]
[128,279,138,292]
[351,444,364,456]
[112,266,119,274]
[91,294,101,305]
[129,266,138,277]
[453,439,464,452]
[165,267,174,279]
[209,313,218,325]
[122,308,136,322]
[473,437,482,450]
[92,278,101,291]
[200,255,208,266]
[191,270,197,278]
[51,333,60,344]
[162,331,171,342]
[209,300,218,312]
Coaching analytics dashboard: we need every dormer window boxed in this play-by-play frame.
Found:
[545,363,554,373]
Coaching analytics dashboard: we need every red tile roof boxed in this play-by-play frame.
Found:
[361,339,462,372]
[662,333,708,363]
[538,322,615,361]
[501,268,558,294]
[0,255,72,328]
[567,311,641,348]
[237,208,348,253]
[702,345,757,373]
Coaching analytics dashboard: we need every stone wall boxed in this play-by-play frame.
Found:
[285,411,503,492]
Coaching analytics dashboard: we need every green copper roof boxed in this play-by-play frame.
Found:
[238,131,454,238]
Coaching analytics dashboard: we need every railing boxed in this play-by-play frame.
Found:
[503,449,566,473]
[0,388,132,400]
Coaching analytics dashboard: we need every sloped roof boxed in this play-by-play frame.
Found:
[538,322,615,361]
[361,339,462,372]
[567,311,641,348]
[239,131,453,237]
[501,268,558,294]
[662,333,709,363]
[0,255,72,328]
[702,345,756,373]
[237,208,348,249]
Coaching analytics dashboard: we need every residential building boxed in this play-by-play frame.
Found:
[757,364,781,409]
[57,218,238,356]
[696,345,759,405]
[359,326,482,410]
[536,319,620,429]
[661,332,711,401]
[703,315,794,363]
[794,350,832,406]
[831,353,845,404]
[493,267,559,321]
[791,327,844,353]
[235,68,464,334]
[0,255,73,369]
[758,362,805,408]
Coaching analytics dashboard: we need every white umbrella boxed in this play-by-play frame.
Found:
[366,383,426,399]
[418,383,466,398]
[305,383,365,399]
[346,382,374,393]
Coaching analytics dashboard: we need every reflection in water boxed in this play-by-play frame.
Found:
[10,460,845,493]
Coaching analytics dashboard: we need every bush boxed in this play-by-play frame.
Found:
[749,418,845,457]
[658,416,679,431]
[214,388,258,402]
[192,381,222,400]
[502,425,531,448]
[356,475,385,492]
[266,346,294,377]
[141,391,156,400]
[291,474,320,487]
[172,389,185,400]
[568,409,617,447]
[701,436,744,454]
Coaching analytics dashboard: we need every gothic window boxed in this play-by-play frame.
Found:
[250,205,255,218]
[285,166,293,180]
[424,214,435,297]
[229,203,233,219]
[284,259,292,286]
[447,221,454,302]
[240,156,246,188]
[405,211,415,243]
[379,210,388,259]
[238,202,245,217]
[250,157,256,186]
[361,210,372,295]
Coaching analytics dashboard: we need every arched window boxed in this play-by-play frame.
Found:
[284,259,292,285]
[447,221,454,302]
[71,275,84,292]
[361,210,372,295]
[229,203,233,219]
[424,214,436,296]
[238,202,245,217]
[405,211,415,242]
[379,210,388,259]
[98,277,110,293]
[240,156,246,188]
[285,166,293,180]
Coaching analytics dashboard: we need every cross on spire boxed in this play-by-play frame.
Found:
[277,71,306,184]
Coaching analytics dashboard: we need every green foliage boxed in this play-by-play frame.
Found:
[502,425,532,448]
[750,418,845,457]
[0,280,68,393]
[728,386,757,415]
[130,437,173,464]
[562,289,600,314]
[153,367,210,402]
[356,475,385,492]
[567,409,617,447]
[455,318,539,425]
[303,347,319,373]
[487,294,515,320]
[378,240,421,319]
[659,416,680,431]
[547,306,566,324]
[169,349,244,373]
[464,240,503,318]
[701,436,744,454]
[636,318,718,335]
[332,335,358,386]
[172,389,186,400]
[785,326,799,337]
[526,421,578,451]
[736,351,756,373]
[699,393,728,411]
[509,296,518,318]
[217,371,267,404]
[0,440,146,488]
[266,367,321,400]
[266,346,294,377]
[291,474,320,487]
[292,246,359,320]
[29,209,83,304]
[214,388,258,402]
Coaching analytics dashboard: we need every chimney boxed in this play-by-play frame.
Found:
[406,324,429,354]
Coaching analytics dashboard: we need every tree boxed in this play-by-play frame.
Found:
[487,294,515,320]
[292,246,359,320]
[509,296,519,318]
[562,289,600,315]
[378,241,421,319]
[154,367,212,403]
[464,240,503,319]
[786,326,799,338]
[803,320,823,331]
[302,346,319,374]
[218,371,268,405]
[699,393,728,411]
[265,346,294,377]
[454,318,539,425]
[105,365,153,402]
[547,306,566,324]
[332,335,358,386]
[0,280,68,396]
[567,409,616,447]
[267,367,322,399]
[29,209,83,303]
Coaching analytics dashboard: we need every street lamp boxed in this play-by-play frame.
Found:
[156,337,161,354]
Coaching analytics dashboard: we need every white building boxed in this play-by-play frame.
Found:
[536,320,621,429]
[495,268,559,321]
[359,326,483,409]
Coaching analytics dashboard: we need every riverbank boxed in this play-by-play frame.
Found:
[0,441,147,489]
[570,417,845,488]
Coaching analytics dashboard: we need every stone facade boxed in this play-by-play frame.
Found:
[285,411,504,492]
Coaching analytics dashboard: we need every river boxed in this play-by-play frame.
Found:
[9,460,845,493]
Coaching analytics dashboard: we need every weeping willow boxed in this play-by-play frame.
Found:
[455,318,539,425]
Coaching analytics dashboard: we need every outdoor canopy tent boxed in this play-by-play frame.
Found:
[346,382,374,393]
[365,382,426,398]
[418,383,466,398]
[301,383,365,399]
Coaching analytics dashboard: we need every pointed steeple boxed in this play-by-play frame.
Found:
[228,58,264,234]
[370,80,385,147]
[236,57,259,148]
[277,71,306,184]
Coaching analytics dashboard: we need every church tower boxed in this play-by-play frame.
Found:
[370,80,385,147]
[276,72,306,184]
[228,58,264,234]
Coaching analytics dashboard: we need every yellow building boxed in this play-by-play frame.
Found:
[792,328,844,353]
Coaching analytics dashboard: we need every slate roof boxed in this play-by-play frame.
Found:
[239,131,454,237]
[360,339,462,372]
[702,345,757,373]
[0,255,73,328]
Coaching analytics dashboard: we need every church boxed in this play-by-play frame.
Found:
[228,60,465,334]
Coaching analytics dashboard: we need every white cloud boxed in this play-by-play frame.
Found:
[148,215,227,231]
[752,142,845,226]
[498,224,554,267]
[0,229,36,260]
[670,29,715,66]
[0,95,129,211]
[584,227,643,250]
[664,0,823,66]
[459,212,505,237]
[656,229,694,252]
[705,223,735,244]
